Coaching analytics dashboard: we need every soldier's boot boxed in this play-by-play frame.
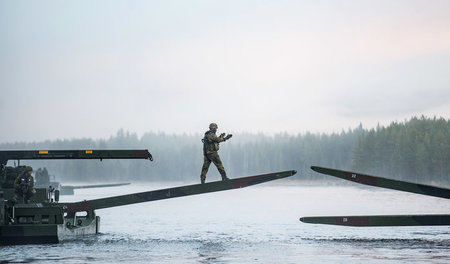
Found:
[200,174,206,184]
[221,173,229,181]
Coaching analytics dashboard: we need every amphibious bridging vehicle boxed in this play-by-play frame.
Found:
[300,166,450,227]
[0,150,296,245]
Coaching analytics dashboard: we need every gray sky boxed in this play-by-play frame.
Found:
[1,0,449,143]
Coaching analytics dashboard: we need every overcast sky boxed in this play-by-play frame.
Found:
[1,0,449,143]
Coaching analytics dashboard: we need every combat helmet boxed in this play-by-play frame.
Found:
[209,123,218,130]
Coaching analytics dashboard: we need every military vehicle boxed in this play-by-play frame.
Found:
[300,166,450,226]
[0,150,296,245]
[34,167,130,195]
[59,182,131,195]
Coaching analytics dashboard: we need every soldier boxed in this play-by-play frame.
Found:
[200,123,232,184]
[35,168,43,184]
[14,166,35,203]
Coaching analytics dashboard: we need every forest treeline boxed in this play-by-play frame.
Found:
[1,116,448,185]
[353,116,449,184]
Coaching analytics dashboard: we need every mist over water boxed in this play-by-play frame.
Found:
[3,116,449,187]
[2,182,449,263]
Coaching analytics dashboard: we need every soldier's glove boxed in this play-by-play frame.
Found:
[225,134,232,140]
[220,133,226,138]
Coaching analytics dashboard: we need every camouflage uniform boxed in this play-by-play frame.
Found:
[14,169,35,202]
[200,128,231,183]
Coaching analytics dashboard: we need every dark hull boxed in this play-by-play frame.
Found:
[0,216,99,245]
[300,214,450,227]
[0,225,59,245]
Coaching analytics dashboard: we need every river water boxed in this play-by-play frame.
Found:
[1,181,449,263]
